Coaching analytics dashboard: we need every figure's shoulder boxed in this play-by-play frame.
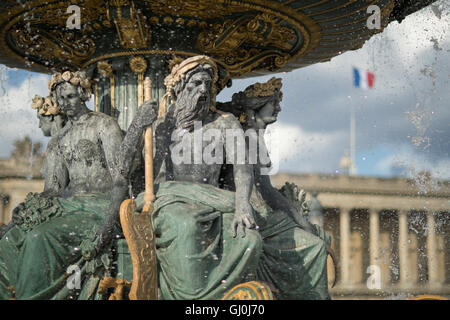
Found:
[82,112,124,141]
[46,136,60,155]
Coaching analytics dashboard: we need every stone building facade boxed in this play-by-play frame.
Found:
[271,173,450,299]
[0,137,45,225]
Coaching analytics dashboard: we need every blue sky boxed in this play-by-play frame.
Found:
[0,2,448,181]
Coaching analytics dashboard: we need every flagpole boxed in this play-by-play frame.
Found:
[349,98,357,176]
[349,67,374,176]
[350,67,357,176]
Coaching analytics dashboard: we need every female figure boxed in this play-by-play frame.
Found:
[0,95,65,237]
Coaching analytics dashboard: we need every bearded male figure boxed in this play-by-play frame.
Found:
[122,56,262,300]
[125,56,330,299]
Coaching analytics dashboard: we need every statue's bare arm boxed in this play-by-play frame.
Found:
[87,116,128,256]
[83,101,159,254]
[116,100,158,179]
[222,114,257,237]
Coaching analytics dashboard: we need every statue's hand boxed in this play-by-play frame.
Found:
[232,201,257,238]
[81,222,117,261]
[136,99,158,129]
[290,190,315,234]
[80,237,98,261]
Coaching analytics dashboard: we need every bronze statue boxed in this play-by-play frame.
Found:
[0,71,128,299]
[0,95,66,238]
[0,58,331,300]
[123,56,331,299]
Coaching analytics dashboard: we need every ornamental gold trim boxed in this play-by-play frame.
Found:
[0,0,101,71]
[0,0,396,78]
[144,0,247,20]
[130,56,148,74]
[94,82,99,112]
[107,0,151,49]
[97,61,114,78]
[97,61,116,116]
[119,199,158,300]
[197,13,297,70]
[130,57,148,106]
[221,281,274,300]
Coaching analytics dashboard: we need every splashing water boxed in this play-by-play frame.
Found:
[27,139,34,180]
[0,65,8,96]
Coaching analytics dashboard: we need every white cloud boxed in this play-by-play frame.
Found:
[375,144,450,181]
[265,121,346,173]
[0,2,448,179]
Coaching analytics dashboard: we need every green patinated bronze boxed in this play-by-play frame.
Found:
[0,56,334,300]
[0,183,329,300]
[0,0,439,301]
[0,193,112,300]
[133,181,330,300]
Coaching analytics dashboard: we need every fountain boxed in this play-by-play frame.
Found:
[0,0,440,301]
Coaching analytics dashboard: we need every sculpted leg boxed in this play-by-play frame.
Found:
[13,212,102,299]
[150,187,263,300]
[0,228,24,299]
[257,226,330,300]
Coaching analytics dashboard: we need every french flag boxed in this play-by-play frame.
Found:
[353,67,375,89]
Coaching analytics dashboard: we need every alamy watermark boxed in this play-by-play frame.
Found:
[366,265,381,289]
[170,121,279,175]
[66,5,81,30]
[66,265,81,290]
[367,5,381,30]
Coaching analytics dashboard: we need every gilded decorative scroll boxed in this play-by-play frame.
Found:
[197,13,297,70]
[97,61,116,116]
[221,281,274,300]
[0,0,396,78]
[119,199,158,300]
[10,28,95,70]
[144,0,247,19]
[107,0,150,49]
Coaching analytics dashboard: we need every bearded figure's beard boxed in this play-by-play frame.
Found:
[174,90,211,131]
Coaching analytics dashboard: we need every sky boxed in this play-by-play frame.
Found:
[0,1,448,182]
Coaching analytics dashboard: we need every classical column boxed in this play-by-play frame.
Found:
[379,232,391,286]
[340,207,351,286]
[426,211,440,286]
[94,55,169,131]
[398,209,412,287]
[94,82,99,112]
[369,209,380,268]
